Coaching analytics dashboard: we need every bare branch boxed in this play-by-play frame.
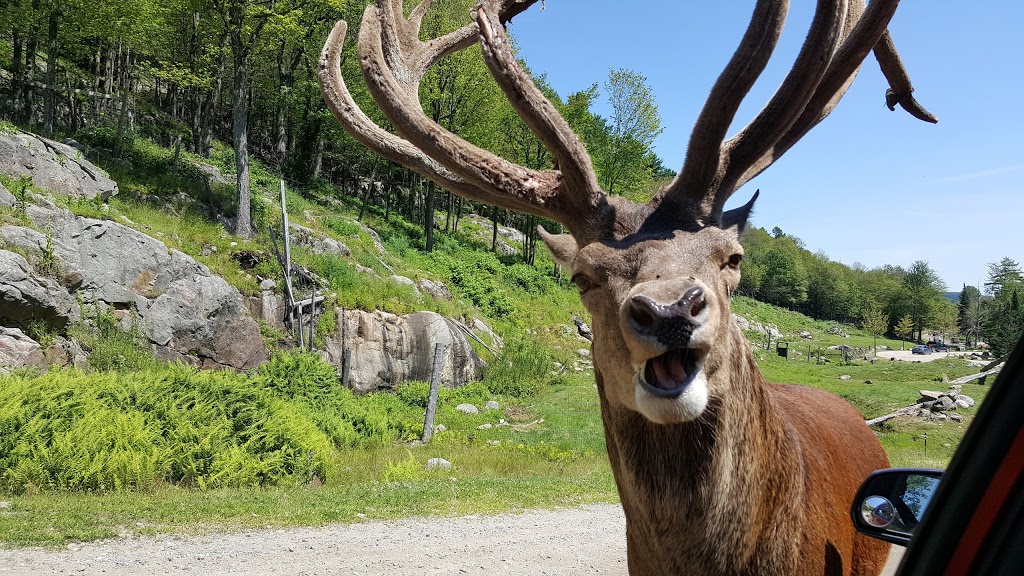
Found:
[874,30,939,123]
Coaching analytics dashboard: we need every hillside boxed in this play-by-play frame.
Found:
[0,132,989,547]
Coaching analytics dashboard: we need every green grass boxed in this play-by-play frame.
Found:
[0,133,992,548]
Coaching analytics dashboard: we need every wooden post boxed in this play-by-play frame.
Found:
[421,343,448,443]
[279,179,303,348]
[341,307,351,388]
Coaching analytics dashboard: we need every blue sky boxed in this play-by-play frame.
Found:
[508,1,1023,291]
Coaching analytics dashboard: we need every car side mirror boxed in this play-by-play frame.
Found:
[851,468,943,546]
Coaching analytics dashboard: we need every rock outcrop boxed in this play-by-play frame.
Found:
[1,203,268,370]
[0,326,46,374]
[0,131,118,200]
[323,308,483,394]
[0,249,80,329]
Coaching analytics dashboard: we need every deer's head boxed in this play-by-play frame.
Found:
[319,0,935,425]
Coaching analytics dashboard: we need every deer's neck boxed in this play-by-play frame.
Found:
[597,326,804,573]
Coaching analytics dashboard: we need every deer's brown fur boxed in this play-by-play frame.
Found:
[319,1,935,574]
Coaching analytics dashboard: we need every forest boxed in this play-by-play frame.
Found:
[1,0,1021,354]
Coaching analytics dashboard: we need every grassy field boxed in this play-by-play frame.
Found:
[0,135,991,548]
[0,353,987,547]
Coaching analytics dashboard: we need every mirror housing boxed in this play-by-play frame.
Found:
[851,468,943,546]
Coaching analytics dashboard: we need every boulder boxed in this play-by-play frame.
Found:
[418,278,452,301]
[323,308,483,394]
[288,223,351,257]
[143,275,269,370]
[933,396,956,412]
[456,403,479,414]
[0,249,80,329]
[955,395,975,409]
[484,400,500,411]
[0,131,117,200]
[426,458,451,471]
[0,182,14,207]
[918,390,944,401]
[390,275,421,295]
[0,326,46,373]
[1,204,267,371]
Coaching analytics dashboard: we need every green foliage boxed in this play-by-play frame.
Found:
[72,308,160,372]
[484,338,553,398]
[254,351,339,402]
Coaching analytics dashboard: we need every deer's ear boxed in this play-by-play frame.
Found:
[721,189,759,236]
[538,225,578,269]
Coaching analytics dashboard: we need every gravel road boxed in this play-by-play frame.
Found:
[0,505,630,576]
[0,503,906,576]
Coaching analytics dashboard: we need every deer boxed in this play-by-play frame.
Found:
[318,1,936,574]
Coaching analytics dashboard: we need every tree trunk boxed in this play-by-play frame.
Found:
[42,9,58,135]
[11,15,23,119]
[491,206,500,252]
[22,0,41,127]
[232,54,252,239]
[424,180,436,252]
[113,48,132,156]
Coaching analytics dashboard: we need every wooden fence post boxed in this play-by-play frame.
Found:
[421,342,448,443]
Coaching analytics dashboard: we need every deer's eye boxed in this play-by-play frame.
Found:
[725,254,743,269]
[572,274,595,294]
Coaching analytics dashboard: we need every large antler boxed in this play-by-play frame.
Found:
[320,0,935,241]
[654,0,936,224]
[318,0,608,242]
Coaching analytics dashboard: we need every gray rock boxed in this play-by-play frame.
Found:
[0,327,46,373]
[0,249,80,329]
[418,278,452,301]
[476,423,493,430]
[918,390,944,401]
[426,458,451,471]
[0,131,118,200]
[839,375,851,381]
[354,264,377,276]
[434,424,447,434]
[260,278,277,291]
[390,275,421,295]
[949,413,964,422]
[142,275,268,370]
[933,396,957,412]
[799,331,812,339]
[484,400,500,411]
[577,348,592,358]
[322,309,483,394]
[955,395,975,409]
[42,336,88,369]
[456,403,479,414]
[193,162,233,187]
[2,205,267,371]
[0,182,14,208]
[931,412,947,421]
[287,223,352,257]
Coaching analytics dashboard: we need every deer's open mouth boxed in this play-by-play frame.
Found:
[639,347,703,398]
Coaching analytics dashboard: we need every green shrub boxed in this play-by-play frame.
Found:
[255,351,339,402]
[484,339,551,398]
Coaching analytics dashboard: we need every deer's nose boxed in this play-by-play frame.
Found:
[629,287,707,346]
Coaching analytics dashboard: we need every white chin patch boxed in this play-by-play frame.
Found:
[633,370,709,425]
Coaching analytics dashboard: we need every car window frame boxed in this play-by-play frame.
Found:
[895,335,1024,575]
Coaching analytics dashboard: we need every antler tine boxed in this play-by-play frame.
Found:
[874,30,939,123]
[319,19,544,217]
[475,0,604,218]
[701,0,847,216]
[356,0,607,236]
[657,0,788,220]
[725,0,936,193]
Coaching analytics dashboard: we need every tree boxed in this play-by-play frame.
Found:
[902,260,946,342]
[984,257,1023,296]
[986,287,1022,356]
[755,248,807,308]
[860,301,889,356]
[594,68,663,196]
[957,284,983,346]
[895,314,914,350]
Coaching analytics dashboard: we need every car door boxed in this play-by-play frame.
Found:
[894,335,1024,575]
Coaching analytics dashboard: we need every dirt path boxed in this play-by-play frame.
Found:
[0,505,904,575]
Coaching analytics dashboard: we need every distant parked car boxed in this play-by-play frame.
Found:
[928,341,950,352]
[911,344,932,355]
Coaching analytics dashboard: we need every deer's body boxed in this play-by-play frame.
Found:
[319,2,935,574]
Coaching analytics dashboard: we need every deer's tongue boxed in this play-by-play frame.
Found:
[647,349,689,390]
